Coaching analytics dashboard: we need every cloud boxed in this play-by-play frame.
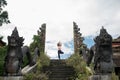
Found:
[45,39,74,59]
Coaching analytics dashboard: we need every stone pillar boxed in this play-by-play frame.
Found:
[73,22,84,54]
[37,23,46,53]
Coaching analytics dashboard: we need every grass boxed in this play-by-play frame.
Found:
[66,53,92,80]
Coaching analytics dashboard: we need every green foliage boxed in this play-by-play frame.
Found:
[37,58,42,71]
[30,35,41,52]
[24,72,48,80]
[111,73,119,80]
[24,72,35,80]
[66,53,92,80]
[0,36,3,39]
[0,46,7,75]
[0,0,10,26]
[66,54,119,80]
[24,53,50,80]
[0,0,7,7]
[39,53,50,67]
[22,55,29,68]
[36,53,50,71]
[30,32,45,53]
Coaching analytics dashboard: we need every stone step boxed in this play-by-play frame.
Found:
[43,66,74,71]
[49,70,74,73]
[50,59,66,66]
[43,59,75,80]
[49,78,69,80]
[49,74,73,78]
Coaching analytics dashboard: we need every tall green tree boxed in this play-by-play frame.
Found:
[30,35,41,52]
[0,0,10,26]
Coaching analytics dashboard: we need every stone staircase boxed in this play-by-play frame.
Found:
[43,59,75,80]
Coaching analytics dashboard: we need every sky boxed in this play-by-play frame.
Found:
[0,0,120,59]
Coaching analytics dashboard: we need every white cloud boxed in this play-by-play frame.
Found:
[45,39,74,59]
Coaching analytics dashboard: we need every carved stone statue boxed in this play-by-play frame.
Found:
[87,27,113,74]
[4,27,40,76]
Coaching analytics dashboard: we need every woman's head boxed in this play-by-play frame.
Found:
[57,41,62,46]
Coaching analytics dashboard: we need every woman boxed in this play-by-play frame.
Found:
[57,42,64,60]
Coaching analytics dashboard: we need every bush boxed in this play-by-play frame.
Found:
[22,55,29,68]
[24,72,48,80]
[66,53,92,80]
[0,46,7,75]
[111,72,119,80]
[36,53,50,71]
[24,52,50,80]
[39,53,50,67]
[24,73,35,80]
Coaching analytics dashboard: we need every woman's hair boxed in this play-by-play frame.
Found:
[57,42,62,46]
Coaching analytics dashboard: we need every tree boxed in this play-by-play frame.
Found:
[0,0,10,26]
[0,36,3,39]
[30,35,41,52]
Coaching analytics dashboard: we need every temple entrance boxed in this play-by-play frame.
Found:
[45,23,74,59]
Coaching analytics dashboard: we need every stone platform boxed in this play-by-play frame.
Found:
[0,76,23,80]
[88,74,111,80]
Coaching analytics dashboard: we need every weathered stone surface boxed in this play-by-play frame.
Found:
[37,23,46,53]
[73,22,85,54]
[88,74,112,80]
[21,64,37,75]
[43,60,75,80]
[4,27,39,76]
[4,27,24,75]
[87,27,113,74]
[0,76,23,80]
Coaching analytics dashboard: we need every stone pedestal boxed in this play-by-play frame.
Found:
[0,76,23,80]
[88,74,111,80]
